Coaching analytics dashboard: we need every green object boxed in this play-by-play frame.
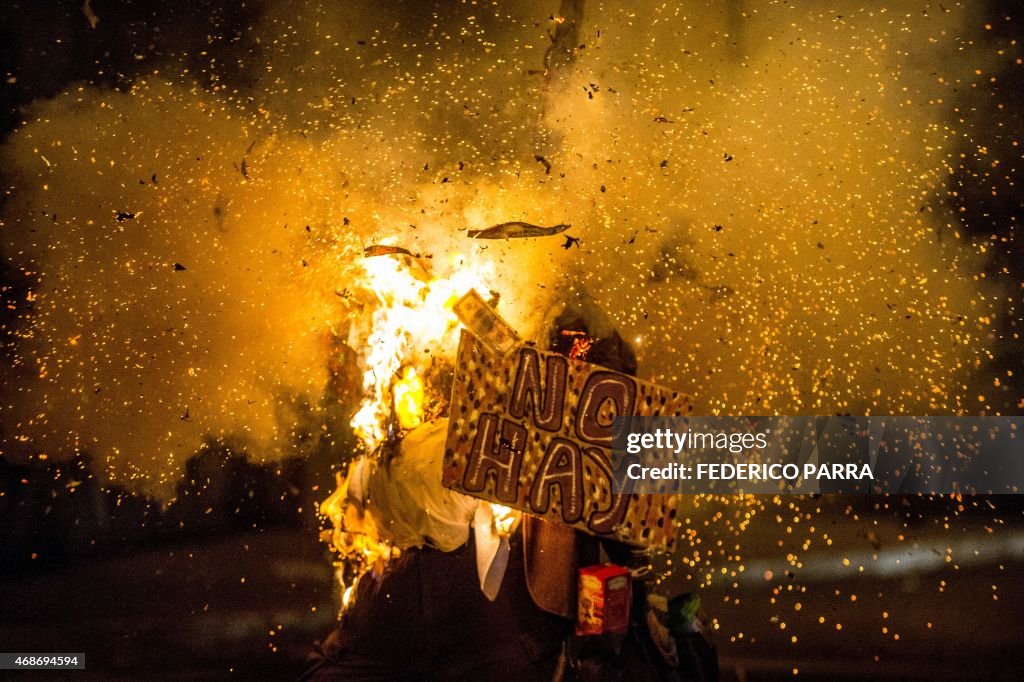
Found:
[667,593,701,635]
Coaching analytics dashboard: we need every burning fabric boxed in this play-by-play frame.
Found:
[319,419,521,608]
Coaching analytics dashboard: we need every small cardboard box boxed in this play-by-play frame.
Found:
[576,563,631,635]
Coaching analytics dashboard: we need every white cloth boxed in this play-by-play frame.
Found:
[473,503,511,601]
[350,419,517,599]
[365,419,477,552]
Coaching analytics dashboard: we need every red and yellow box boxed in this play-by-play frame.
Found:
[576,563,631,635]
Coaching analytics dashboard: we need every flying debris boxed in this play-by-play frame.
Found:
[562,235,581,249]
[114,211,137,222]
[82,0,99,29]
[239,139,257,178]
[363,245,419,258]
[467,222,571,240]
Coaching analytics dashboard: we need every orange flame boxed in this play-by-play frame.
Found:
[393,366,425,430]
[348,253,493,450]
[489,503,519,536]
[321,251,495,610]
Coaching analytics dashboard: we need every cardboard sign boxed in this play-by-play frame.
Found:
[443,333,693,548]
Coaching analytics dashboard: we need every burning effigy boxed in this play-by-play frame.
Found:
[315,247,497,594]
[310,246,715,679]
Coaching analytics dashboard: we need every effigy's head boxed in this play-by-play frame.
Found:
[546,297,637,377]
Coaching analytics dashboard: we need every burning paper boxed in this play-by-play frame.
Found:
[453,289,521,355]
[467,222,571,240]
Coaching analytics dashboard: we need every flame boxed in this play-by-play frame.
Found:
[348,253,493,451]
[341,582,357,609]
[320,251,496,610]
[489,503,520,537]
[319,468,399,612]
[393,366,425,430]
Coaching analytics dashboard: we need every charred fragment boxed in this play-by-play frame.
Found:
[467,222,571,240]
[363,244,419,258]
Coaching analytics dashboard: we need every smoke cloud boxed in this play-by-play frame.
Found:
[0,1,1008,493]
